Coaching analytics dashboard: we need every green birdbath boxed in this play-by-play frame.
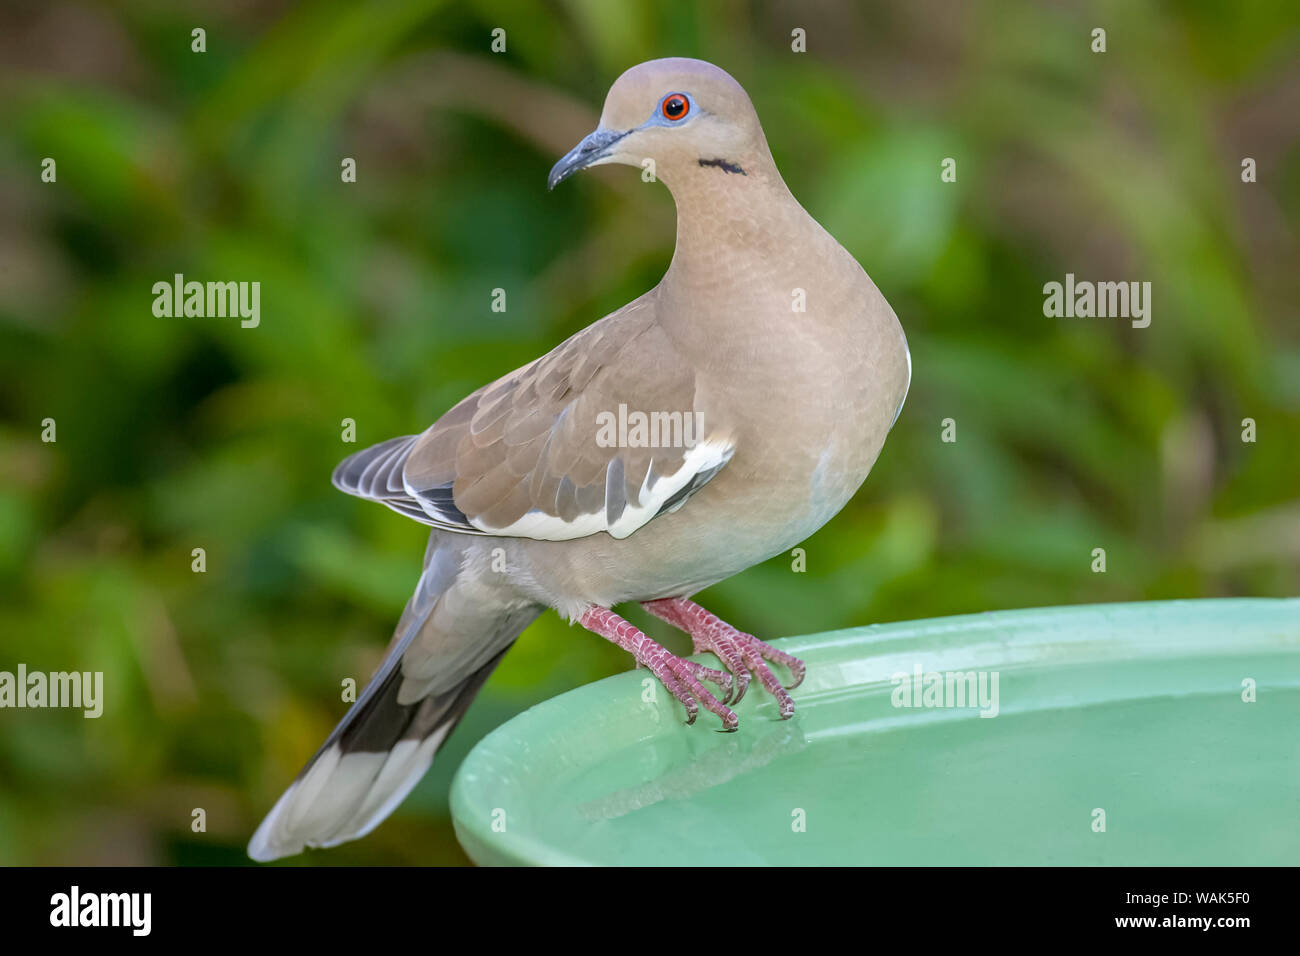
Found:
[450,599,1300,865]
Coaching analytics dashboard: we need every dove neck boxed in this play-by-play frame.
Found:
[665,165,821,291]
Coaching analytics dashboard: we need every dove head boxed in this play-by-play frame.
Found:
[548,58,776,193]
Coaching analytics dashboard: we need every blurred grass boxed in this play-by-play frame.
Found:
[0,0,1297,865]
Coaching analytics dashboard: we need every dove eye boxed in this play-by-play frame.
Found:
[661,94,689,121]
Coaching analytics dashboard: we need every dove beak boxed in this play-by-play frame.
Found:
[547,128,630,190]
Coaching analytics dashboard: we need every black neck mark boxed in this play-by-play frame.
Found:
[698,158,746,176]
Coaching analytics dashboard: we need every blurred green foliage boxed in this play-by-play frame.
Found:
[0,0,1297,865]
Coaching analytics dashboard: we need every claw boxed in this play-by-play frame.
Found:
[658,667,698,724]
[711,629,751,705]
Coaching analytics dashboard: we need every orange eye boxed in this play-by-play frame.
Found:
[661,94,689,121]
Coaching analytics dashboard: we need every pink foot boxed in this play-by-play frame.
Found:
[642,597,805,720]
[579,606,739,731]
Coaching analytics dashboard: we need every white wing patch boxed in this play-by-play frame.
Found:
[468,437,734,541]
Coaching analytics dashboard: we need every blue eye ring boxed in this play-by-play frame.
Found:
[661,93,690,121]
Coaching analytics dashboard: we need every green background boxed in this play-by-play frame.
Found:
[0,0,1296,865]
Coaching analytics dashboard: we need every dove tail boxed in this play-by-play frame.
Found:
[248,549,534,862]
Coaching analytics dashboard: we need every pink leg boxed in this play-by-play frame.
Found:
[579,606,738,731]
[642,598,805,720]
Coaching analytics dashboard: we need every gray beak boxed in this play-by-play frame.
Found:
[547,128,628,190]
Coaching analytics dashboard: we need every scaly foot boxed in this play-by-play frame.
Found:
[642,597,805,719]
[579,606,738,730]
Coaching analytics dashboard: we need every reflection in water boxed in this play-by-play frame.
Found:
[578,720,810,821]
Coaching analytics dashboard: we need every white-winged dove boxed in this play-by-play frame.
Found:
[248,57,910,861]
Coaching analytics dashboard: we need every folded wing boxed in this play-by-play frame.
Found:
[333,298,734,541]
